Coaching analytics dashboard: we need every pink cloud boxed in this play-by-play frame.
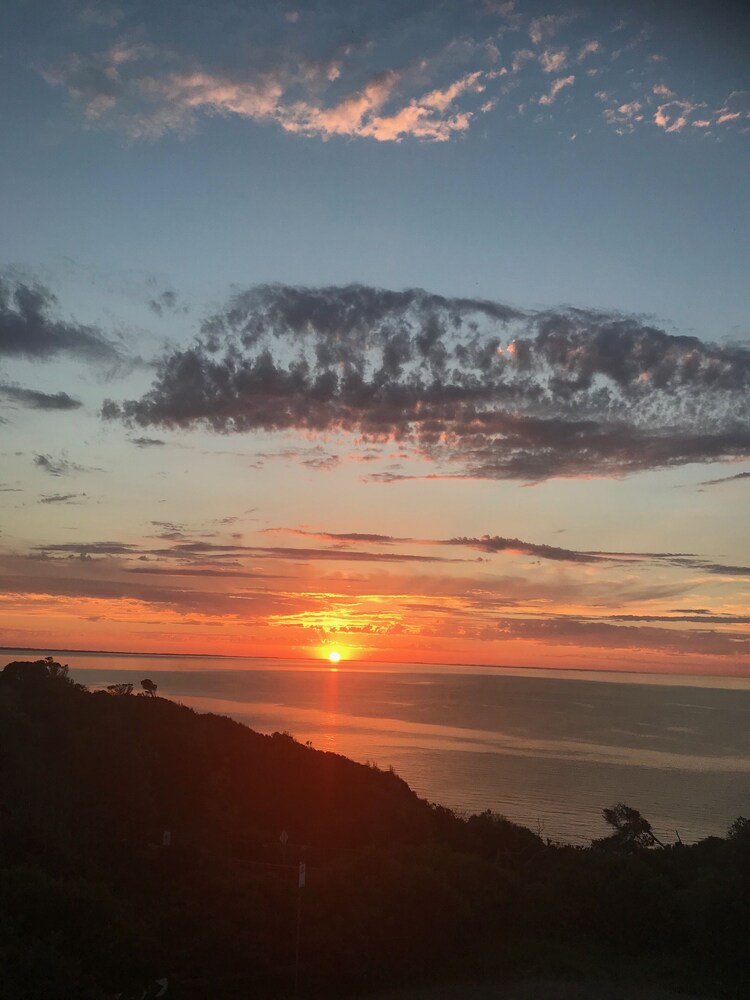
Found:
[654,99,699,134]
[511,48,534,73]
[538,75,575,106]
[528,14,578,45]
[539,48,568,74]
[577,40,600,62]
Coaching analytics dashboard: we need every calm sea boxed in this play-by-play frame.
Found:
[4,648,750,845]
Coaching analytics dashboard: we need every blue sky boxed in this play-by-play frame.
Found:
[1,0,749,670]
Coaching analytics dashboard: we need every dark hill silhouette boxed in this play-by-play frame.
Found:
[1,659,748,1000]
[0,657,518,864]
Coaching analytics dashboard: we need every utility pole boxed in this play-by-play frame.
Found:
[293,860,305,998]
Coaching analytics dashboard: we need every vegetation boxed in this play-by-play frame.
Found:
[1,658,748,999]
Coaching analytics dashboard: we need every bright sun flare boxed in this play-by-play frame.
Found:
[328,650,342,663]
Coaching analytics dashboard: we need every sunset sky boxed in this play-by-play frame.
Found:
[1,0,749,673]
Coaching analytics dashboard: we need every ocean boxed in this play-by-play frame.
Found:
[4,648,750,845]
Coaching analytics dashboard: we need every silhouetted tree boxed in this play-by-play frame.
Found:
[2,656,73,685]
[140,678,158,697]
[595,803,665,851]
[727,816,750,844]
[106,683,134,696]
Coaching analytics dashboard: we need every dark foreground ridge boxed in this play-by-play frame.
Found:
[1,658,748,999]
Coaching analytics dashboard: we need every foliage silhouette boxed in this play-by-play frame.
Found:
[106,682,134,696]
[1,659,748,999]
[595,802,666,852]
[140,678,158,697]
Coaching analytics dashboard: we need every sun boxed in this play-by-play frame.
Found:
[328,650,342,664]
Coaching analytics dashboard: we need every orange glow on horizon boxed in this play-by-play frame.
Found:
[328,650,342,664]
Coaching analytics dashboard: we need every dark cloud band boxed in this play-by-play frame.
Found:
[103,283,750,480]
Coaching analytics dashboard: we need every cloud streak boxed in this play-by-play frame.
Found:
[495,614,750,657]
[104,283,750,481]
[0,275,119,362]
[696,471,750,488]
[34,537,465,565]
[33,453,99,477]
[0,383,83,410]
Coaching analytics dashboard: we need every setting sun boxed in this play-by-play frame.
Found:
[328,650,342,664]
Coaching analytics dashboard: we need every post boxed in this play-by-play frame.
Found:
[293,862,305,998]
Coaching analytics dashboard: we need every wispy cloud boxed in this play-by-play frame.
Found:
[528,14,580,46]
[696,471,750,488]
[39,492,88,504]
[33,536,465,565]
[494,614,750,657]
[251,445,340,471]
[129,436,166,447]
[33,453,100,476]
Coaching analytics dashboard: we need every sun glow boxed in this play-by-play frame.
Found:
[328,650,342,664]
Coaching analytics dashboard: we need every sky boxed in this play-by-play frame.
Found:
[1,0,749,673]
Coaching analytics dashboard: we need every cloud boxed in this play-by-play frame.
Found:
[0,275,119,361]
[251,445,340,471]
[495,615,750,657]
[608,613,750,625]
[72,0,123,28]
[600,85,749,137]
[482,1,517,16]
[42,34,492,144]
[39,6,749,148]
[33,539,136,556]
[446,535,616,563]
[538,75,575,106]
[33,453,98,476]
[0,559,300,620]
[39,493,87,504]
[539,49,568,74]
[528,14,579,46]
[511,49,535,73]
[602,100,644,132]
[0,383,83,410]
[267,528,409,546]
[122,565,281,580]
[188,544,461,564]
[654,99,701,134]
[147,288,186,316]
[103,283,750,481]
[271,526,694,567]
[33,536,463,565]
[577,40,600,62]
[697,471,750,487]
[129,436,166,447]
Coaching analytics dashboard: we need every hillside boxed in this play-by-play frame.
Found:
[1,659,748,1000]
